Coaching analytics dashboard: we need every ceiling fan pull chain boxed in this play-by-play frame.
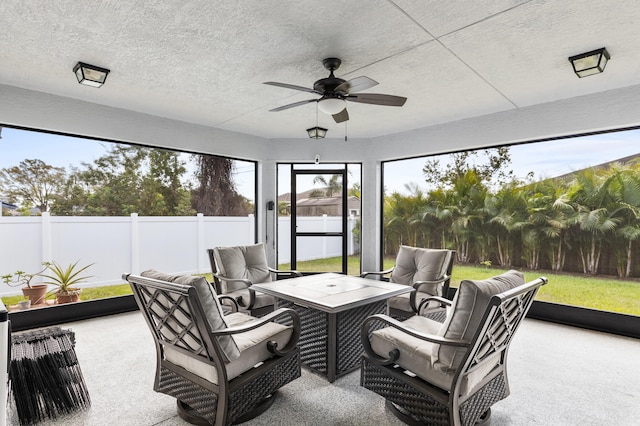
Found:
[345,120,348,142]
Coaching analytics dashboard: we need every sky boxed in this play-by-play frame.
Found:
[383,130,640,194]
[0,127,257,200]
[2,126,640,199]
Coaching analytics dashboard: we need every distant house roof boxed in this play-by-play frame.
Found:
[296,195,360,208]
[278,188,320,202]
[552,153,640,181]
[1,200,17,210]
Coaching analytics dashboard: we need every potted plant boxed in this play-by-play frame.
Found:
[2,263,50,305]
[40,260,94,304]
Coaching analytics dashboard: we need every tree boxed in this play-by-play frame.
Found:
[557,169,620,275]
[348,182,361,199]
[191,155,251,216]
[605,163,640,277]
[422,147,517,190]
[384,184,430,254]
[444,169,488,263]
[485,184,526,267]
[311,174,343,197]
[0,159,65,212]
[52,145,194,216]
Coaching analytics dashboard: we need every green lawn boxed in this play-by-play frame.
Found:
[448,265,640,315]
[4,258,639,316]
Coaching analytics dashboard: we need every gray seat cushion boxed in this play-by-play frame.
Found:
[388,246,452,313]
[164,311,293,385]
[434,270,524,372]
[370,315,499,396]
[372,270,525,395]
[140,269,241,362]
[213,243,272,293]
[390,246,452,295]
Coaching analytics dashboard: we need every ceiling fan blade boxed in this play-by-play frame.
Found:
[346,93,407,107]
[263,81,322,95]
[335,76,378,94]
[332,108,349,123]
[269,99,317,112]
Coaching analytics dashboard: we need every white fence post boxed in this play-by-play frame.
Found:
[322,214,328,258]
[347,214,354,256]
[131,213,139,274]
[41,212,51,263]
[249,214,255,243]
[197,213,204,274]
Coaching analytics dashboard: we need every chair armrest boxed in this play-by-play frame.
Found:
[409,274,451,312]
[212,272,252,288]
[417,296,452,315]
[268,267,303,278]
[412,274,450,288]
[212,273,257,308]
[360,313,469,365]
[217,295,239,313]
[211,308,301,355]
[360,267,394,279]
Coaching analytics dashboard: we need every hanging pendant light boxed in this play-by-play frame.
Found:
[307,102,327,139]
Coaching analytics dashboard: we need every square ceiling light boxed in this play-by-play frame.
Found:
[73,62,110,87]
[568,48,610,78]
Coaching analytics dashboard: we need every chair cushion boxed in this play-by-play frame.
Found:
[164,311,293,384]
[370,316,451,390]
[370,315,499,396]
[140,269,241,362]
[213,243,272,293]
[434,270,524,372]
[390,246,451,296]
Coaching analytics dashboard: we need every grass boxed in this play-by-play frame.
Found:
[3,258,639,316]
[448,265,640,315]
[1,284,133,307]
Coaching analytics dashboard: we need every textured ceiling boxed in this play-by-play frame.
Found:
[2,0,640,139]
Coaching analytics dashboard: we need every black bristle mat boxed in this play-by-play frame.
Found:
[10,327,91,425]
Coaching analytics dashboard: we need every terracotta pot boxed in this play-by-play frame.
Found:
[55,288,82,304]
[21,284,48,305]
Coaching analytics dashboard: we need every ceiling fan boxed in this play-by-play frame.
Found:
[264,58,407,123]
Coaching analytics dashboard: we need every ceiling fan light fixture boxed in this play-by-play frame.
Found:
[306,126,327,139]
[318,98,346,115]
[73,62,110,87]
[568,48,610,78]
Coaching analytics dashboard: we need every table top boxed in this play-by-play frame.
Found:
[252,272,413,313]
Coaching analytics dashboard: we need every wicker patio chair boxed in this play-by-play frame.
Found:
[361,245,454,320]
[360,270,547,426]
[207,243,302,317]
[125,270,301,425]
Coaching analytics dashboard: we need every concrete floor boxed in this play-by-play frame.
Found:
[11,311,640,426]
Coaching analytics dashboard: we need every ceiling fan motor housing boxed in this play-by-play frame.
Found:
[314,57,347,95]
[314,77,347,96]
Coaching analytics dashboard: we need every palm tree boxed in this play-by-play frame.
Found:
[444,170,487,263]
[559,169,620,274]
[606,163,640,276]
[485,184,526,267]
[312,174,342,197]
[383,186,430,252]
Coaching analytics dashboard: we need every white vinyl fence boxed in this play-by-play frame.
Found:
[0,213,359,296]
